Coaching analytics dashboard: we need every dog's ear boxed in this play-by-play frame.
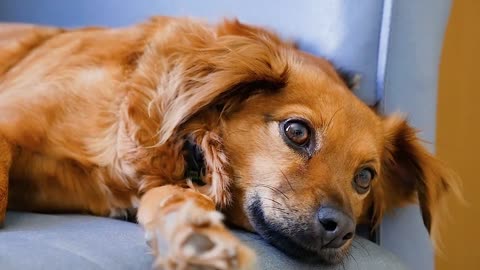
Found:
[372,115,461,247]
[143,20,289,207]
[186,130,232,207]
[157,20,289,143]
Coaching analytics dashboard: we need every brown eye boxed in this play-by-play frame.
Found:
[353,168,374,194]
[284,121,310,146]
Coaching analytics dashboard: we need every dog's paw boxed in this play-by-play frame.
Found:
[149,200,255,270]
[155,227,250,270]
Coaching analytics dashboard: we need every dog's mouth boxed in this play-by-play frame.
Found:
[247,197,351,264]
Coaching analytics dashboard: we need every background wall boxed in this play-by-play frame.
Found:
[436,0,480,269]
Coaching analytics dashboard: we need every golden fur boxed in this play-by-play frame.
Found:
[0,17,459,268]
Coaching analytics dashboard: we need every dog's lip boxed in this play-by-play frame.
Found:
[248,213,320,259]
[247,197,350,264]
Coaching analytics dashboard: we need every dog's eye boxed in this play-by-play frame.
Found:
[283,120,310,146]
[353,168,375,194]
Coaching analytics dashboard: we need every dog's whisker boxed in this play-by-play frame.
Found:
[229,170,296,197]
[256,149,295,194]
[260,204,289,211]
[220,174,291,201]
[352,238,370,257]
[260,197,283,206]
[347,252,359,270]
[260,206,290,216]
[252,184,289,200]
[278,168,294,192]
[340,260,346,270]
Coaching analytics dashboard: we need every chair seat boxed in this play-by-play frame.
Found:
[0,211,407,270]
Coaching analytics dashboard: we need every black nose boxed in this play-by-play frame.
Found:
[317,206,355,248]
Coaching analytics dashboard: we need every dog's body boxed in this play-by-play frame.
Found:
[0,20,179,215]
[0,17,458,269]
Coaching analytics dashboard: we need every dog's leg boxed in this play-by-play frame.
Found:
[0,136,13,225]
[138,185,255,270]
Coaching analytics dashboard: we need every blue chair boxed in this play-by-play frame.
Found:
[0,1,451,269]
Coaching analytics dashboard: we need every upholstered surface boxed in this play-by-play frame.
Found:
[0,212,407,270]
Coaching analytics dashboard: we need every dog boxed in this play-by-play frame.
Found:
[0,17,459,269]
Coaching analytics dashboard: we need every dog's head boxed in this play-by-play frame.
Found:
[154,19,459,264]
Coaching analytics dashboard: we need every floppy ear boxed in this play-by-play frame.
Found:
[135,19,289,207]
[156,20,289,144]
[372,115,461,246]
[185,129,232,208]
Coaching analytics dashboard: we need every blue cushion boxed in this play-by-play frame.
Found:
[0,212,407,269]
[0,212,152,270]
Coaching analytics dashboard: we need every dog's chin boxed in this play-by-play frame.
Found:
[247,200,351,265]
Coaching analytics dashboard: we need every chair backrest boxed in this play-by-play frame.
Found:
[0,1,452,269]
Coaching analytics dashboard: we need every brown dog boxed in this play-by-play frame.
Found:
[0,17,459,269]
